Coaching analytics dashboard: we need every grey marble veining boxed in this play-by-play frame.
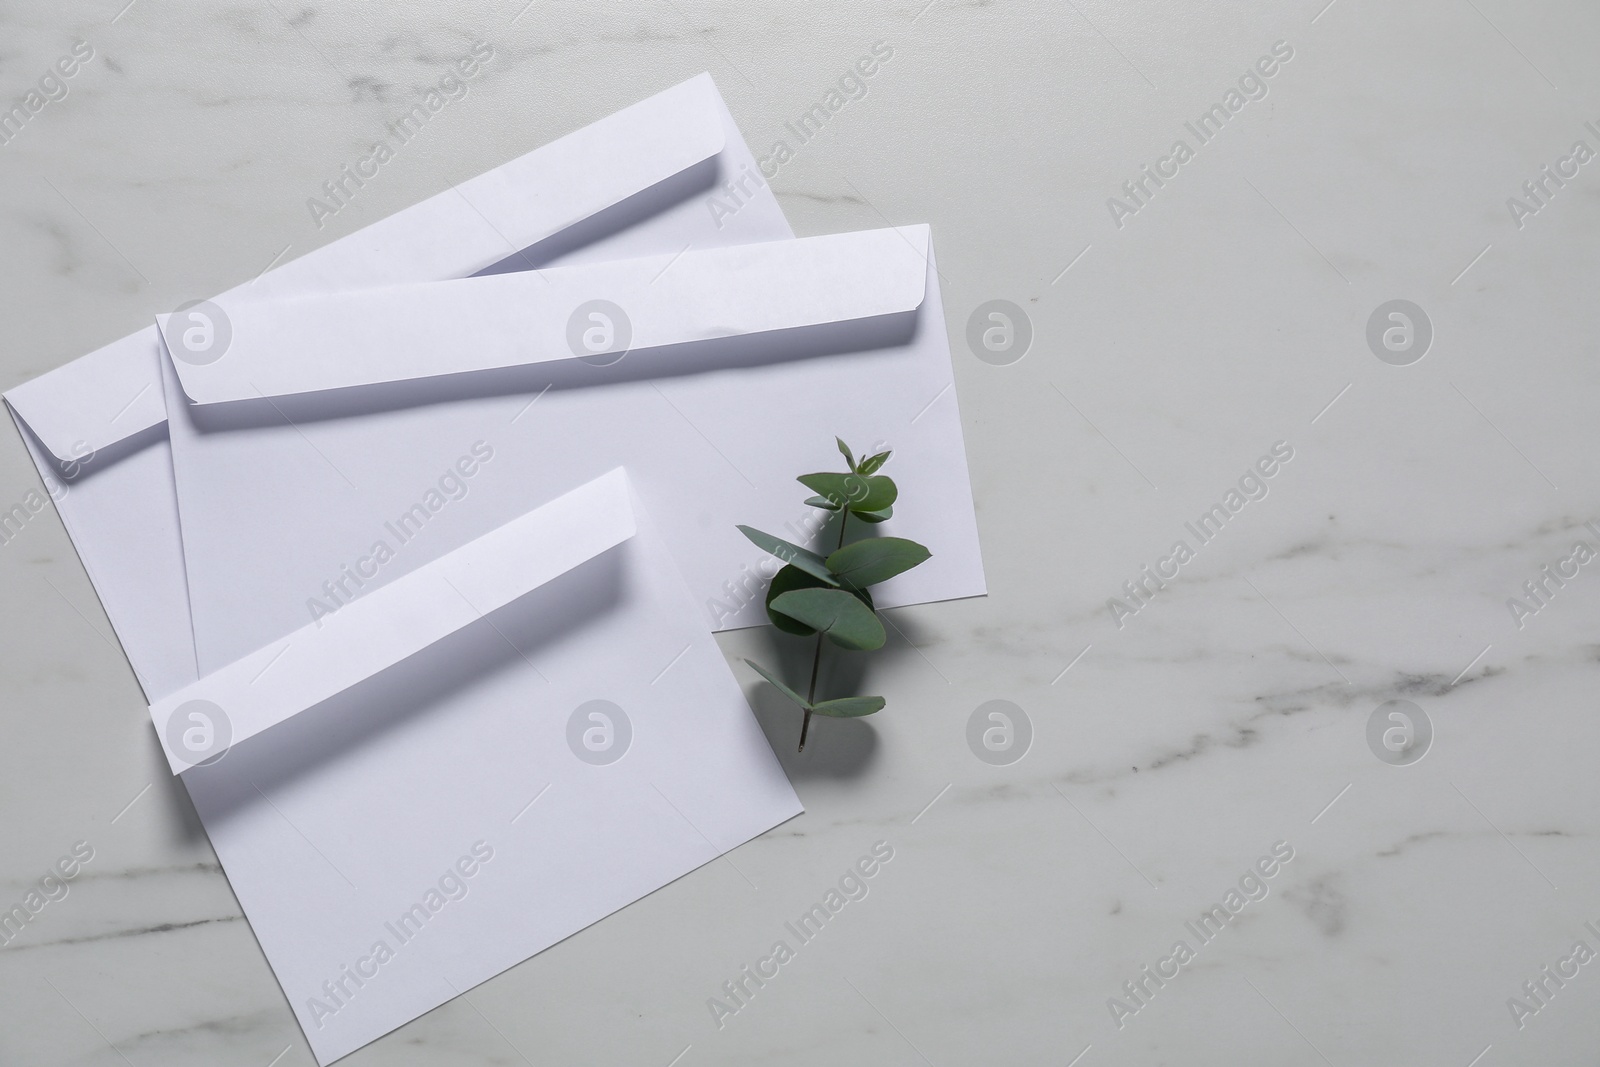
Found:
[4,0,1600,1064]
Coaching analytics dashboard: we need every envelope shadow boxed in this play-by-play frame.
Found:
[473,155,722,276]
[145,730,213,848]
[181,309,922,434]
[184,546,625,818]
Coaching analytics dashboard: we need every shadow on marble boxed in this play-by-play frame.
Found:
[741,604,942,781]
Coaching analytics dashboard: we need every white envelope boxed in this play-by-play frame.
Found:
[3,71,791,702]
[167,227,932,403]
[155,222,985,678]
[3,75,806,1064]
[175,468,801,1064]
[150,469,639,773]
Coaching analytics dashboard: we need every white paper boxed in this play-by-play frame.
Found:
[177,469,801,1064]
[6,74,730,463]
[2,71,777,704]
[151,470,638,773]
[3,75,811,1065]
[164,227,932,404]
[162,231,983,677]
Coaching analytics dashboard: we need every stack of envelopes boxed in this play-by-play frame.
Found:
[4,74,985,1063]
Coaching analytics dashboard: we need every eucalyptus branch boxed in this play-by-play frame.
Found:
[739,438,931,753]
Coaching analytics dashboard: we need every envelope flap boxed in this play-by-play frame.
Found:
[4,329,164,466]
[441,72,726,267]
[148,468,637,774]
[165,225,934,404]
[4,73,728,462]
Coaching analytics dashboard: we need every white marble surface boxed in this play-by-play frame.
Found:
[4,0,1600,1064]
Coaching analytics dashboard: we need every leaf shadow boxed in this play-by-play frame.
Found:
[744,618,939,781]
[743,500,937,779]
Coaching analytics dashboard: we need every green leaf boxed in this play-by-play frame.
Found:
[770,588,886,651]
[826,537,931,589]
[744,659,811,710]
[765,565,827,635]
[857,450,891,475]
[836,437,856,470]
[766,565,874,634]
[804,495,842,512]
[736,525,838,587]
[810,695,886,718]
[797,472,861,510]
[797,472,896,516]
[852,506,893,524]
[853,475,897,514]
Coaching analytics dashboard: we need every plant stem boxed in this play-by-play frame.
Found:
[799,636,822,753]
[799,509,851,753]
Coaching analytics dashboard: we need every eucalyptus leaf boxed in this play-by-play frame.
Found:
[826,537,931,589]
[796,472,861,510]
[744,659,811,710]
[770,588,886,651]
[852,506,893,524]
[765,565,826,636]
[836,437,856,470]
[810,695,886,717]
[765,566,875,635]
[857,451,891,475]
[736,525,838,586]
[853,475,897,513]
[766,565,872,633]
[796,472,897,516]
[804,495,842,512]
